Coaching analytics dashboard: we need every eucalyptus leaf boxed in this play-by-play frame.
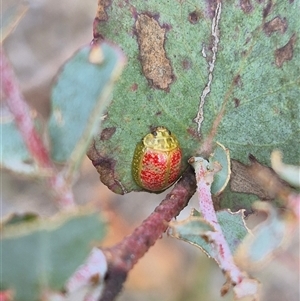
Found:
[170,209,249,259]
[1,116,36,174]
[88,0,300,197]
[1,208,106,301]
[48,42,126,178]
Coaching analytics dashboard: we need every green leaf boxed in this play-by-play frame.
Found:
[216,186,260,215]
[0,116,36,174]
[210,142,231,195]
[271,150,300,187]
[88,1,299,198]
[170,209,249,259]
[1,208,106,301]
[48,42,126,178]
[235,201,295,269]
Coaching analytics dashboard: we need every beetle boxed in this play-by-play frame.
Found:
[132,126,182,191]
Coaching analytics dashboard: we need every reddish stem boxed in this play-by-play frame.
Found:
[99,167,196,301]
[1,47,52,168]
[0,290,13,301]
[1,48,74,208]
[193,158,243,284]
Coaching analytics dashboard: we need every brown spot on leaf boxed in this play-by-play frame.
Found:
[130,5,138,19]
[233,74,242,87]
[94,156,125,194]
[130,83,138,91]
[182,59,192,70]
[188,10,202,24]
[93,0,112,40]
[263,16,287,36]
[95,0,112,21]
[162,22,173,32]
[274,33,296,68]
[135,14,175,91]
[262,0,273,18]
[187,127,199,139]
[87,142,125,194]
[240,0,253,13]
[100,127,116,141]
[233,98,241,108]
[205,0,218,19]
[230,158,284,200]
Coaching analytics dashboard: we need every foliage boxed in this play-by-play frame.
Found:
[1,1,299,301]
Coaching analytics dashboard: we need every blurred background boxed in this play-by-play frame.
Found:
[2,1,299,300]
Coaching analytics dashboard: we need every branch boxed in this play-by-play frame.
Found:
[189,156,259,300]
[0,47,75,208]
[99,167,196,301]
[1,47,51,168]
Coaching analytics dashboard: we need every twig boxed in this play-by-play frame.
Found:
[190,157,244,282]
[190,156,259,299]
[1,47,51,168]
[0,47,75,208]
[99,167,196,301]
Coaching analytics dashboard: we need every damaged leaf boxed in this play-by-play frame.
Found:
[0,208,106,301]
[88,0,299,197]
[48,41,125,179]
[169,208,249,260]
[235,201,297,270]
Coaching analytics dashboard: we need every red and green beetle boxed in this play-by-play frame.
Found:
[132,126,182,192]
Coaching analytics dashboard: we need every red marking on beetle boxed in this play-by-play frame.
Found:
[138,148,182,191]
[132,127,182,191]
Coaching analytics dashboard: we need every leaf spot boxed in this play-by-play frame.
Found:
[274,33,297,68]
[234,98,241,108]
[95,0,112,22]
[233,74,242,87]
[92,156,126,194]
[130,83,138,91]
[239,0,253,14]
[135,14,174,91]
[188,10,202,24]
[182,59,192,70]
[93,0,112,39]
[262,0,273,19]
[100,127,116,141]
[263,16,287,36]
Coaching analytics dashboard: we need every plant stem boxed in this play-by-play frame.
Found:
[1,47,75,208]
[192,157,243,284]
[1,47,51,168]
[99,167,196,301]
